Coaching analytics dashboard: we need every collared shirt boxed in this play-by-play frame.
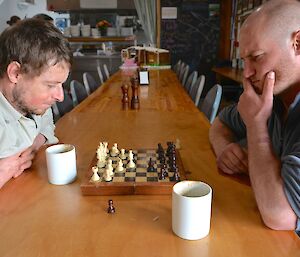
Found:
[0,93,58,158]
[218,93,300,233]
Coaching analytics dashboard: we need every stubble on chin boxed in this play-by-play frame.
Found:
[12,86,46,116]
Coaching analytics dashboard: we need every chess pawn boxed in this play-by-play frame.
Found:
[91,166,100,182]
[115,158,124,172]
[147,158,156,172]
[97,157,106,168]
[119,148,127,160]
[103,142,109,154]
[107,199,115,214]
[121,83,129,110]
[110,143,119,157]
[126,150,136,169]
[159,163,168,180]
[106,159,114,176]
[172,166,180,182]
[103,168,113,182]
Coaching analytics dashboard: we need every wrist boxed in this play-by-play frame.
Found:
[247,124,270,144]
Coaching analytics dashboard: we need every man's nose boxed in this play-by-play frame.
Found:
[243,60,255,78]
[54,85,64,102]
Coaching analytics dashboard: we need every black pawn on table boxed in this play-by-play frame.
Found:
[107,199,116,214]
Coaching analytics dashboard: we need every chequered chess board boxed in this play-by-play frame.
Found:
[80,148,186,195]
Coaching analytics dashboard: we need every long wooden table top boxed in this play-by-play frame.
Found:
[0,70,298,257]
[212,66,243,84]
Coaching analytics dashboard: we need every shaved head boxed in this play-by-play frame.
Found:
[239,0,300,97]
[242,0,300,46]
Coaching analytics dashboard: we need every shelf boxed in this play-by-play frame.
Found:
[67,35,136,43]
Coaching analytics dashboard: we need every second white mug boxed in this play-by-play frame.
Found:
[172,180,212,240]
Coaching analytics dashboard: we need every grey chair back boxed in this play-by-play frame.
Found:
[57,90,74,115]
[51,103,60,123]
[175,60,185,78]
[70,80,88,106]
[97,65,104,84]
[173,59,182,73]
[185,71,198,92]
[181,65,190,86]
[51,90,73,122]
[177,62,185,77]
[83,72,99,95]
[191,75,205,107]
[103,64,110,81]
[200,84,222,124]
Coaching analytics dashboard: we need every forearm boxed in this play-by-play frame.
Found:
[247,124,297,230]
[0,163,16,189]
[209,118,235,157]
[32,133,47,151]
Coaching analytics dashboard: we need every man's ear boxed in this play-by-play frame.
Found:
[292,30,300,54]
[6,61,21,84]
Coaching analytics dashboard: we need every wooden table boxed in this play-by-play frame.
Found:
[0,70,298,257]
[212,66,243,84]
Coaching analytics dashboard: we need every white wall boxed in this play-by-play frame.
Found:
[0,0,69,33]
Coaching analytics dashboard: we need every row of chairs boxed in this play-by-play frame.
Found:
[52,64,110,122]
[173,60,222,124]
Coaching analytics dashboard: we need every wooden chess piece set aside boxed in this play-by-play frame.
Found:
[121,76,140,110]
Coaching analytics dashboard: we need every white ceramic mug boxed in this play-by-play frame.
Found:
[70,25,80,37]
[172,181,212,240]
[45,144,77,185]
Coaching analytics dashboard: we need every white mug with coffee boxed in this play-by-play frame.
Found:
[172,180,212,240]
[45,144,77,185]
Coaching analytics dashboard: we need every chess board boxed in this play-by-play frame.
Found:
[80,148,187,195]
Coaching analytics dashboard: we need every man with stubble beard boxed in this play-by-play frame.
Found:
[0,18,72,188]
[209,0,300,233]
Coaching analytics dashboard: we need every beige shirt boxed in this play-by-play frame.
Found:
[0,93,58,158]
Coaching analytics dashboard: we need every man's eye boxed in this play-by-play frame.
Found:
[253,54,263,61]
[47,84,56,88]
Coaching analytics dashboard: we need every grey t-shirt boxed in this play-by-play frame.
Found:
[218,94,300,232]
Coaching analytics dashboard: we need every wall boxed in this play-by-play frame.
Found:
[0,0,68,33]
[160,0,220,93]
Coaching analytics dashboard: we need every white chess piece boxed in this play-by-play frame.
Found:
[91,166,100,182]
[97,142,107,168]
[106,159,114,176]
[115,158,124,172]
[110,143,119,157]
[103,142,109,154]
[119,148,126,160]
[103,168,112,182]
[126,150,136,169]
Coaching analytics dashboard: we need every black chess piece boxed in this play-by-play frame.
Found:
[159,163,168,180]
[166,141,174,157]
[172,166,180,182]
[107,199,116,214]
[147,158,156,172]
[157,143,164,153]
